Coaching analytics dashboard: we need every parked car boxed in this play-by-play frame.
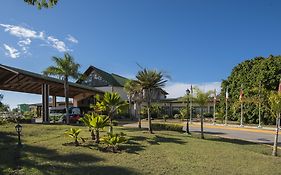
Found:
[49,107,83,123]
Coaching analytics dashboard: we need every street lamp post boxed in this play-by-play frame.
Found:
[186,89,190,134]
[15,122,22,147]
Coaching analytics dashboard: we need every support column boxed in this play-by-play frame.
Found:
[52,96,57,107]
[42,83,49,123]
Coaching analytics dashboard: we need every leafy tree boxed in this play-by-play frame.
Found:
[192,87,213,139]
[268,92,281,156]
[89,114,110,143]
[135,69,167,134]
[24,0,58,9]
[43,53,81,124]
[101,132,126,153]
[94,92,127,133]
[219,56,281,124]
[64,128,84,146]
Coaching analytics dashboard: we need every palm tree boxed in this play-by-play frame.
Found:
[89,114,110,143]
[43,53,81,124]
[135,69,167,134]
[96,92,127,133]
[80,113,96,140]
[192,87,213,139]
[124,80,143,128]
[268,92,281,156]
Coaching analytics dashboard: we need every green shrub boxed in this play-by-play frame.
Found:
[152,123,183,132]
[0,118,8,125]
[101,132,126,152]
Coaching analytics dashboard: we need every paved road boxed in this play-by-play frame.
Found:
[187,124,280,145]
[123,122,280,146]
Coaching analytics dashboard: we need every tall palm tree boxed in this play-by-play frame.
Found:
[124,80,143,128]
[192,87,213,139]
[97,92,127,133]
[43,53,81,124]
[135,69,167,134]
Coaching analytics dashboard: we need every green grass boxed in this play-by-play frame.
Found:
[1,123,281,175]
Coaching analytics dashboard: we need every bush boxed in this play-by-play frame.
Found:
[152,123,183,132]
[0,118,8,125]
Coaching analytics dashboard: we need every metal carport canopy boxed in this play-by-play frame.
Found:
[0,64,103,97]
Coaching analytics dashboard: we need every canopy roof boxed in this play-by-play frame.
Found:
[0,64,103,97]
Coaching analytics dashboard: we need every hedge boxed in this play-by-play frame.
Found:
[152,123,183,132]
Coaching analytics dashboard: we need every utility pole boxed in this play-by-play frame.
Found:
[189,85,193,124]
[213,89,216,125]
[240,84,244,127]
[225,86,228,125]
[258,81,262,128]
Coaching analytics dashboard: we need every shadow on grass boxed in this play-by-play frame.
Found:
[0,131,138,175]
[147,135,186,145]
[192,131,226,135]
[206,137,258,145]
[120,127,148,133]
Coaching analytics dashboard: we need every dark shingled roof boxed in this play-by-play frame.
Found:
[78,66,129,87]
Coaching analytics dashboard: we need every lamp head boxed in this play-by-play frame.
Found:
[15,123,22,133]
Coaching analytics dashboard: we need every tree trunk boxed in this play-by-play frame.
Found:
[64,76,70,125]
[200,107,204,139]
[95,130,100,144]
[147,93,153,134]
[272,115,280,156]
[137,103,142,128]
[75,138,79,146]
[109,113,113,133]
[91,129,96,140]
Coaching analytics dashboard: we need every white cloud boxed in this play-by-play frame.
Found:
[0,23,72,54]
[164,82,221,98]
[66,34,78,44]
[0,24,42,39]
[47,36,69,52]
[3,44,20,58]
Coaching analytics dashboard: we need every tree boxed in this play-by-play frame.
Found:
[43,53,81,124]
[124,80,143,128]
[89,114,110,143]
[268,92,281,156]
[192,87,213,139]
[64,128,84,146]
[24,0,58,9]
[219,56,281,124]
[80,113,96,140]
[95,92,127,133]
[135,69,167,134]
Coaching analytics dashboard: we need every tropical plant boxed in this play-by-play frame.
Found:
[94,92,127,133]
[192,87,213,139]
[101,132,126,152]
[268,92,281,156]
[80,113,96,140]
[24,0,58,9]
[89,114,110,143]
[64,128,84,146]
[135,69,168,133]
[179,108,188,121]
[124,80,143,128]
[163,114,169,122]
[43,53,81,124]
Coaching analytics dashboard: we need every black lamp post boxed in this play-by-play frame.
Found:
[15,123,22,147]
[185,89,190,134]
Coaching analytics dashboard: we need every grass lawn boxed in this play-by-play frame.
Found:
[1,123,281,175]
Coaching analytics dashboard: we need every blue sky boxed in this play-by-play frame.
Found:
[1,0,281,108]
